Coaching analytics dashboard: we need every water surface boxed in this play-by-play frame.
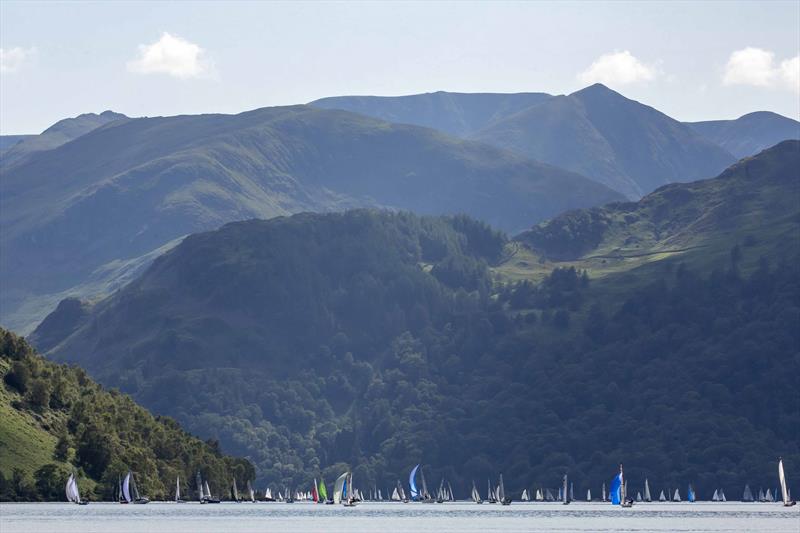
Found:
[1,501,797,533]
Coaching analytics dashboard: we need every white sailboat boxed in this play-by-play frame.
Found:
[586,489,591,501]
[561,474,569,505]
[602,482,606,502]
[521,488,529,502]
[333,472,348,505]
[721,490,726,502]
[175,476,185,503]
[644,478,651,502]
[659,490,666,502]
[742,484,754,502]
[712,489,719,502]
[636,491,642,502]
[65,473,87,505]
[779,458,796,506]
[672,488,681,502]
[535,488,543,501]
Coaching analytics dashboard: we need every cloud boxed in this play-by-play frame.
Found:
[1,47,36,73]
[127,32,212,79]
[578,50,659,86]
[723,47,799,93]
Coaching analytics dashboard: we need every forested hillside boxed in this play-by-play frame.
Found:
[1,104,619,335]
[0,329,252,501]
[34,150,800,499]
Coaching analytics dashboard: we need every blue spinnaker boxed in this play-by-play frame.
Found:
[688,485,695,502]
[610,473,623,505]
[409,465,420,500]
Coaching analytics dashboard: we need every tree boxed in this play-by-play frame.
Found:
[34,464,65,501]
[27,379,51,408]
[54,434,70,461]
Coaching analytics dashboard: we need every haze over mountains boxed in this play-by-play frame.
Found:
[0,104,622,334]
[31,144,800,493]
[314,84,799,199]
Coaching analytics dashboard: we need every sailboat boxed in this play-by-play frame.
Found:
[65,473,88,505]
[175,476,186,503]
[535,488,543,501]
[487,479,497,503]
[779,458,796,506]
[644,479,652,502]
[765,488,774,502]
[636,491,642,502]
[712,489,719,502]
[318,479,329,504]
[246,480,255,502]
[610,464,632,507]
[230,478,240,502]
[203,479,220,504]
[342,472,358,506]
[121,471,149,504]
[658,489,666,502]
[687,485,696,503]
[742,484,754,502]
[586,488,591,501]
[520,488,529,502]
[601,482,607,502]
[408,465,420,501]
[721,490,727,502]
[499,474,511,505]
[419,468,433,502]
[264,487,275,502]
[561,474,569,505]
[672,488,681,502]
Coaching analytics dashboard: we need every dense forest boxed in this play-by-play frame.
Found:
[0,329,253,501]
[32,199,799,499]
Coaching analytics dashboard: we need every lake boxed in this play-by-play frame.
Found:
[1,501,797,533]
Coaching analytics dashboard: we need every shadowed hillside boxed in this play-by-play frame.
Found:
[0,105,620,334]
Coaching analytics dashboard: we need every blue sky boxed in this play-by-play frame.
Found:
[1,1,798,134]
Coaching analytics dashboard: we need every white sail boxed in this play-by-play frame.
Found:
[602,483,606,502]
[204,481,212,500]
[712,489,719,502]
[122,472,133,503]
[673,488,681,502]
[521,488,528,501]
[779,459,790,505]
[391,487,400,501]
[536,488,543,501]
[176,476,181,501]
[586,489,591,501]
[266,487,272,499]
[765,488,774,502]
[721,490,726,502]
[644,479,651,502]
[65,474,75,503]
[333,472,348,504]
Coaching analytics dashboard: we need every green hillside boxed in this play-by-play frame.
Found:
[32,140,800,497]
[312,85,737,200]
[0,105,620,335]
[509,140,800,283]
[0,328,252,501]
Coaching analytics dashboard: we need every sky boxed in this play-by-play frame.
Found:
[1,1,798,134]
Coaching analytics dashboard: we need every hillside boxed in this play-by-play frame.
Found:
[473,84,736,198]
[0,328,252,501]
[312,91,553,137]
[511,140,800,281]
[687,111,800,159]
[313,85,736,199]
[0,105,620,335]
[0,135,34,155]
[33,159,800,500]
[0,111,127,167]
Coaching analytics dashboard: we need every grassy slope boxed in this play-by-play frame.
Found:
[498,141,800,292]
[0,359,62,478]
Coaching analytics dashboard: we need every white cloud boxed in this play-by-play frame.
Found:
[578,50,659,86]
[779,56,799,93]
[1,47,36,73]
[127,32,212,79]
[723,47,799,93]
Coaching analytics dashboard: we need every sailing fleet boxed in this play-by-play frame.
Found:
[64,458,797,507]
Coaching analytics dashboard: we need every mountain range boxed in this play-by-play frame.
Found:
[314,84,799,199]
[30,142,800,495]
[0,104,620,334]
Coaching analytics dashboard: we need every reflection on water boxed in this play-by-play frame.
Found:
[1,501,797,533]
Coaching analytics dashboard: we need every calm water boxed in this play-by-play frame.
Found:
[1,502,797,533]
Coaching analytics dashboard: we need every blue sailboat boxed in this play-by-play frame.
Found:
[688,485,696,503]
[610,464,632,507]
[409,465,420,501]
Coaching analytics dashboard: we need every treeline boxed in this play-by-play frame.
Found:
[30,210,799,498]
[0,329,253,501]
